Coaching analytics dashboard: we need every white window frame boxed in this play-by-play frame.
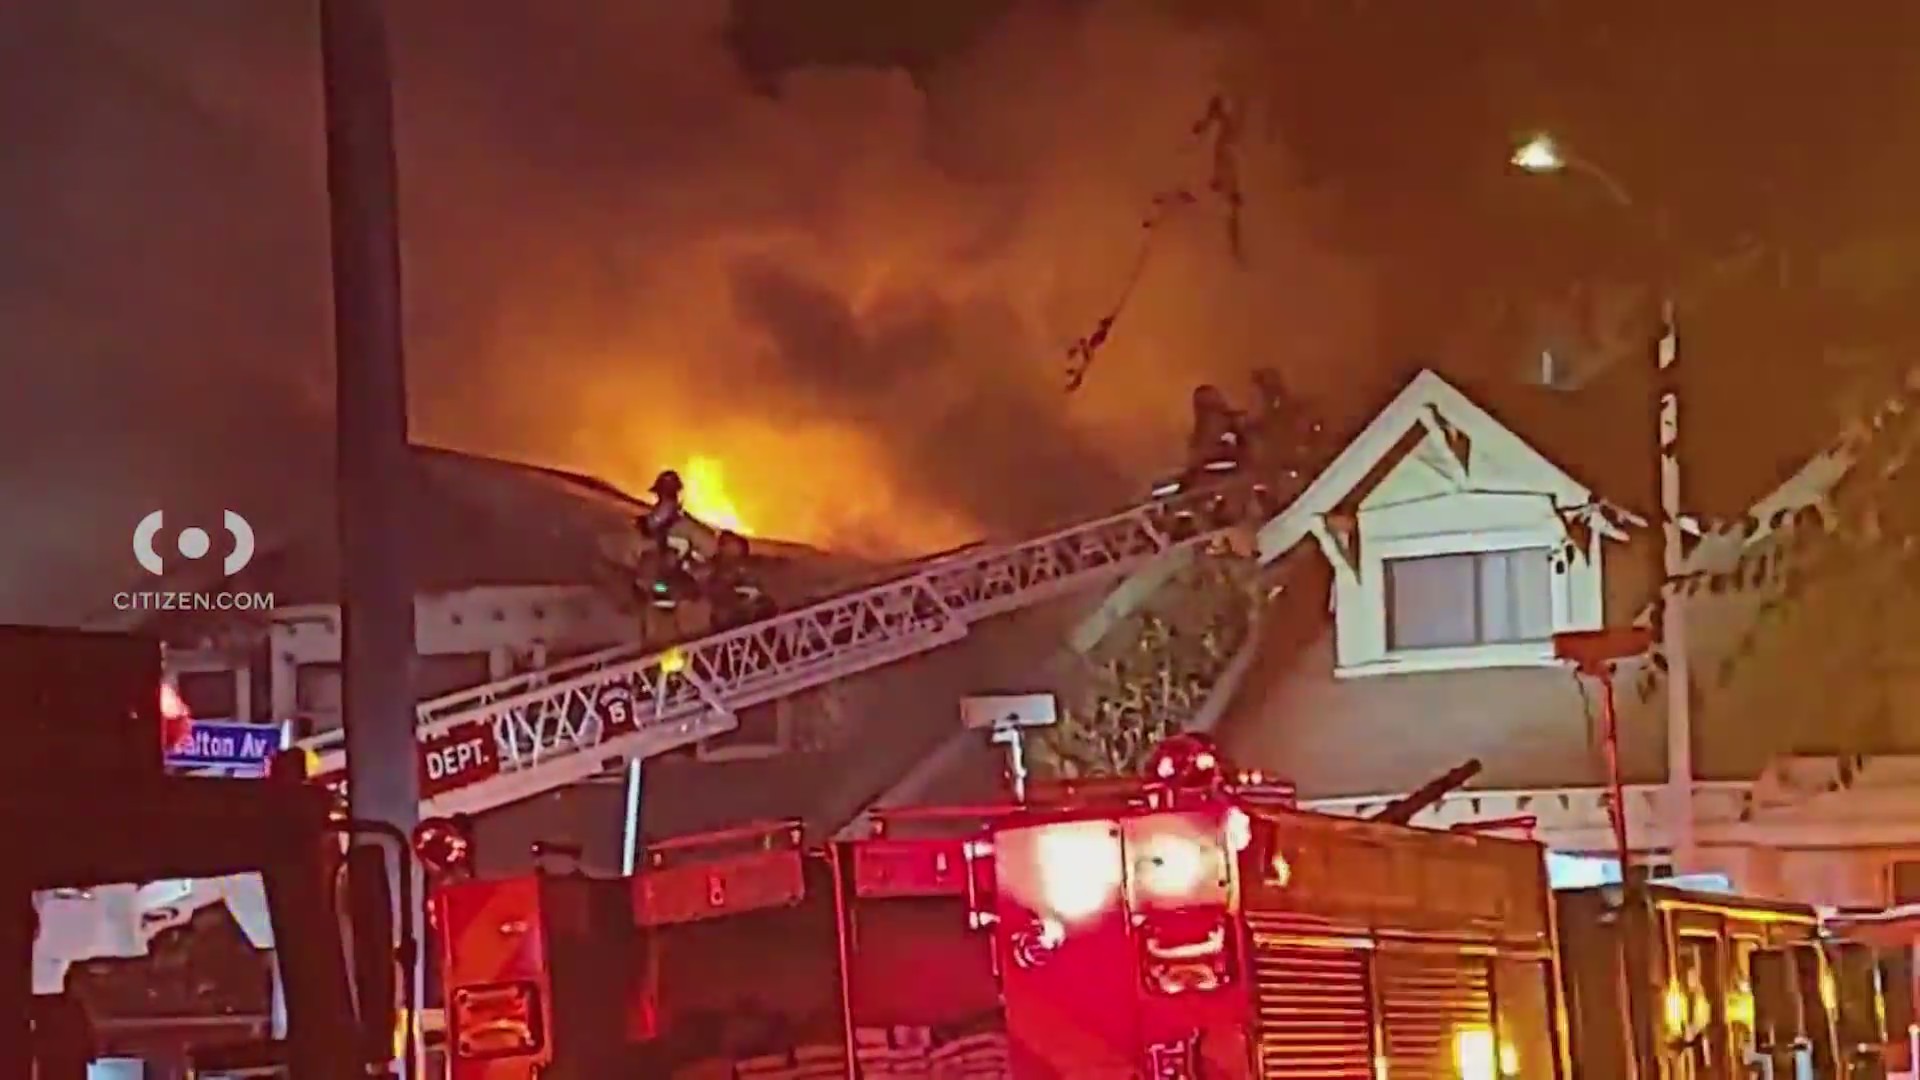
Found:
[1335,525,1598,678]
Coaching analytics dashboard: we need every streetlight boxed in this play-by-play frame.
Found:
[1512,133,1696,876]
[1510,133,1566,174]
[1511,133,1637,209]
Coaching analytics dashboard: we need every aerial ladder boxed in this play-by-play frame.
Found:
[296,486,1259,817]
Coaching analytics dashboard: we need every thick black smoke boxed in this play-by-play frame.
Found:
[0,0,1379,621]
[727,258,1131,532]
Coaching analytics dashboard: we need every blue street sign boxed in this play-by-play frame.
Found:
[165,720,288,772]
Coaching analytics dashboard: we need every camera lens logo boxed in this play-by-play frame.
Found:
[133,511,256,577]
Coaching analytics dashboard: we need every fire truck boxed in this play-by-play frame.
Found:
[424,739,1571,1079]
[1551,879,1920,1079]
[2,625,401,1078]
[1822,906,1920,1077]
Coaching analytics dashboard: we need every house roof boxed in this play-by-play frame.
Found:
[100,444,858,636]
[1254,368,1619,565]
[1461,360,1660,518]
[1211,364,1918,800]
[1460,347,1879,529]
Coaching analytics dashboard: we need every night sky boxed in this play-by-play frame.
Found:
[5,0,1918,623]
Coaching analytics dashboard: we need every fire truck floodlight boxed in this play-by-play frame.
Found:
[1452,1026,1498,1080]
[1225,807,1251,853]
[1268,851,1293,887]
[1035,822,1122,922]
[1134,835,1212,899]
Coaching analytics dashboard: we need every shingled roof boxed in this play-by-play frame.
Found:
[98,445,856,642]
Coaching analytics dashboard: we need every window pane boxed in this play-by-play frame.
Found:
[1892,861,1920,904]
[294,663,342,735]
[1386,554,1478,649]
[414,652,492,701]
[294,664,340,711]
[176,670,238,719]
[1479,548,1553,643]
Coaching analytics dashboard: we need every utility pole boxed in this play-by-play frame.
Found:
[1512,135,1695,874]
[321,0,419,918]
[1656,300,1695,872]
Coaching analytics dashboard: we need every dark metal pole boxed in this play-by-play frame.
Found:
[1367,758,1484,827]
[1598,670,1634,879]
[321,0,419,967]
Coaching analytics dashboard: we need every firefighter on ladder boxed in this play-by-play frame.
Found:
[1151,383,1256,532]
[1248,367,1325,483]
[1186,384,1249,480]
[636,470,698,610]
[703,530,776,631]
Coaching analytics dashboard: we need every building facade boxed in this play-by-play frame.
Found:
[1172,368,1920,909]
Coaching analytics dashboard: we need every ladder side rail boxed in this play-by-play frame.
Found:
[316,620,963,809]
[297,569,956,755]
[308,573,963,775]
[437,486,1217,726]
[417,623,970,816]
[307,482,1266,815]
[302,636,650,754]
[414,636,650,723]
[924,502,1169,617]
[440,519,1230,812]
[302,481,1242,754]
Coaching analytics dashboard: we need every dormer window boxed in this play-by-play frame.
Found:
[1254,371,1620,679]
[1385,548,1554,651]
[1333,524,1589,677]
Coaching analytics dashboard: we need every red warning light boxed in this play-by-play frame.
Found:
[1144,734,1226,790]
[159,681,194,753]
[414,816,475,879]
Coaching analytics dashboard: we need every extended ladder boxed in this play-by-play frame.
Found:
[299,487,1253,816]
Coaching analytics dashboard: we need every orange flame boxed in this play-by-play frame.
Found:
[679,455,751,535]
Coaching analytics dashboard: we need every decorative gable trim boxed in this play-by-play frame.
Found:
[1246,370,1629,678]
[1255,369,1615,567]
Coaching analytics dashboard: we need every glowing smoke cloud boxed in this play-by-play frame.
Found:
[0,0,1376,621]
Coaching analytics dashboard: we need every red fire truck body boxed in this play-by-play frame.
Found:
[429,776,1567,1079]
[432,816,1005,1078]
[1822,906,1920,1074]
[986,789,1566,1080]
[433,872,632,1077]
[630,819,1006,1076]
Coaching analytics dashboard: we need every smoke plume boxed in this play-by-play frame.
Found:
[0,0,1376,621]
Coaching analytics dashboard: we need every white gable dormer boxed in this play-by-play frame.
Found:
[1258,371,1631,678]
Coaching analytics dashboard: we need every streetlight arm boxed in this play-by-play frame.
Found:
[1512,132,1693,872]
[1562,154,1636,212]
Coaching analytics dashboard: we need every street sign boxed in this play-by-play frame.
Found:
[165,720,289,773]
